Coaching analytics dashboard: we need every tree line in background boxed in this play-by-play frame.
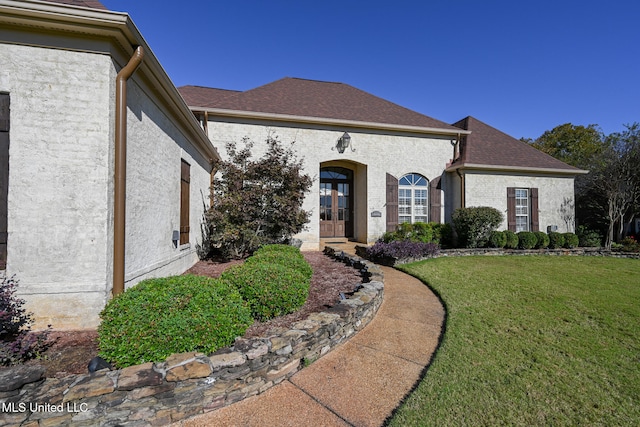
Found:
[524,122,640,248]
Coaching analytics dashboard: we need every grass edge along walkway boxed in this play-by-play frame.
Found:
[388,256,640,427]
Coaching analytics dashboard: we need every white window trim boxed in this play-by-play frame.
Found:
[398,174,429,224]
[515,188,529,232]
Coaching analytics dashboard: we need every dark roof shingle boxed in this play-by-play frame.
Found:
[450,116,584,173]
[180,77,459,131]
[41,0,108,10]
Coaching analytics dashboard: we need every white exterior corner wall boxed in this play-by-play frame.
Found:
[0,42,114,329]
[207,118,455,250]
[463,171,577,233]
[0,27,213,329]
[123,78,212,289]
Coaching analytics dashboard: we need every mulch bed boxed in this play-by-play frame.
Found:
[11,251,362,378]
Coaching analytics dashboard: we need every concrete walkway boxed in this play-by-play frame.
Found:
[175,244,445,427]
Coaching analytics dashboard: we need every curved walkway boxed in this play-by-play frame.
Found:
[174,247,445,427]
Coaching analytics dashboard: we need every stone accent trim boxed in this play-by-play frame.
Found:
[0,249,383,427]
[356,245,640,265]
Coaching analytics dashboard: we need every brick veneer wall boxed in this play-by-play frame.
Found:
[0,248,383,426]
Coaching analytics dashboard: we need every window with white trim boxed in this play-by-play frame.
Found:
[515,188,529,232]
[398,173,428,224]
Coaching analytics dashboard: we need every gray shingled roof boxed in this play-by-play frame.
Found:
[42,0,108,10]
[179,77,460,131]
[450,116,584,173]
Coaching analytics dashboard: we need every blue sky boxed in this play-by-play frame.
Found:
[102,1,638,140]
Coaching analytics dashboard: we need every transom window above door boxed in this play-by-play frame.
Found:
[399,173,428,224]
[320,168,350,180]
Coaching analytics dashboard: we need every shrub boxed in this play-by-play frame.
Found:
[221,262,310,321]
[576,225,602,247]
[247,245,312,280]
[517,231,537,249]
[0,276,51,366]
[533,231,550,249]
[504,230,519,249]
[452,207,503,248]
[548,232,565,249]
[366,241,440,262]
[488,231,507,248]
[433,223,453,247]
[381,222,438,244]
[621,236,640,252]
[253,244,303,257]
[98,275,252,368]
[563,233,579,249]
[201,137,313,260]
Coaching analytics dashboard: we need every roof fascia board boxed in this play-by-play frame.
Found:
[196,107,471,137]
[0,0,219,162]
[445,162,589,175]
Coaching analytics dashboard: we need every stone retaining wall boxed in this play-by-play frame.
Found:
[0,249,383,427]
[356,245,640,265]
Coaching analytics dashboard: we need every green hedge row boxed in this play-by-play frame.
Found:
[487,230,579,249]
[98,244,311,367]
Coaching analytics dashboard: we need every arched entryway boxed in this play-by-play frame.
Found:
[319,166,353,238]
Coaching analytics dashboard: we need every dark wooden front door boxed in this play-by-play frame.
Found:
[320,167,353,238]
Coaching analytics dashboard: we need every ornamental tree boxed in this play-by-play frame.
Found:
[200,136,313,260]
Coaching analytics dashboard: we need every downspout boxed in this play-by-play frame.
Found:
[113,46,144,296]
[456,169,465,208]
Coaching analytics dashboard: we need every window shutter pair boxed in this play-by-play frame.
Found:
[385,173,442,232]
[506,187,539,232]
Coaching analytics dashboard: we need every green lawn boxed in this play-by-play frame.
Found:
[389,256,640,427]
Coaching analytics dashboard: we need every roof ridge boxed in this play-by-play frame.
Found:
[179,84,241,93]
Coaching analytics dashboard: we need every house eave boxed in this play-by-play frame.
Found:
[0,0,219,163]
[445,162,589,175]
[194,107,472,137]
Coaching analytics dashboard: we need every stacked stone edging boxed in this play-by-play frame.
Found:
[0,249,383,427]
[355,244,640,265]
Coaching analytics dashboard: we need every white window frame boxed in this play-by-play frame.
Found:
[515,188,529,232]
[398,173,429,224]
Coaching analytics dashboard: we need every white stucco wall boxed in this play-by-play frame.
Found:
[0,41,213,329]
[123,80,212,288]
[207,120,455,250]
[0,43,113,328]
[463,171,577,233]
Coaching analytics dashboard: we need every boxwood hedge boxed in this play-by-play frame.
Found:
[98,275,253,368]
[517,231,537,249]
[221,261,310,321]
[248,245,312,279]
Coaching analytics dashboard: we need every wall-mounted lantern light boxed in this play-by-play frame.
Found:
[333,132,354,153]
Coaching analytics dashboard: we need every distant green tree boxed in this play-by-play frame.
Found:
[200,136,313,259]
[529,122,640,248]
[592,123,640,247]
[527,123,605,170]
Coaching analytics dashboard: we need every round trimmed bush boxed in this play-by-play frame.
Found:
[563,232,579,249]
[253,244,304,257]
[504,230,519,249]
[221,262,310,321]
[452,206,504,248]
[249,245,312,279]
[534,231,550,249]
[548,232,565,249]
[517,231,537,249]
[488,230,507,248]
[98,275,252,368]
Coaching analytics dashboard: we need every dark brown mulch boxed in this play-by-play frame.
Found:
[9,251,362,378]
